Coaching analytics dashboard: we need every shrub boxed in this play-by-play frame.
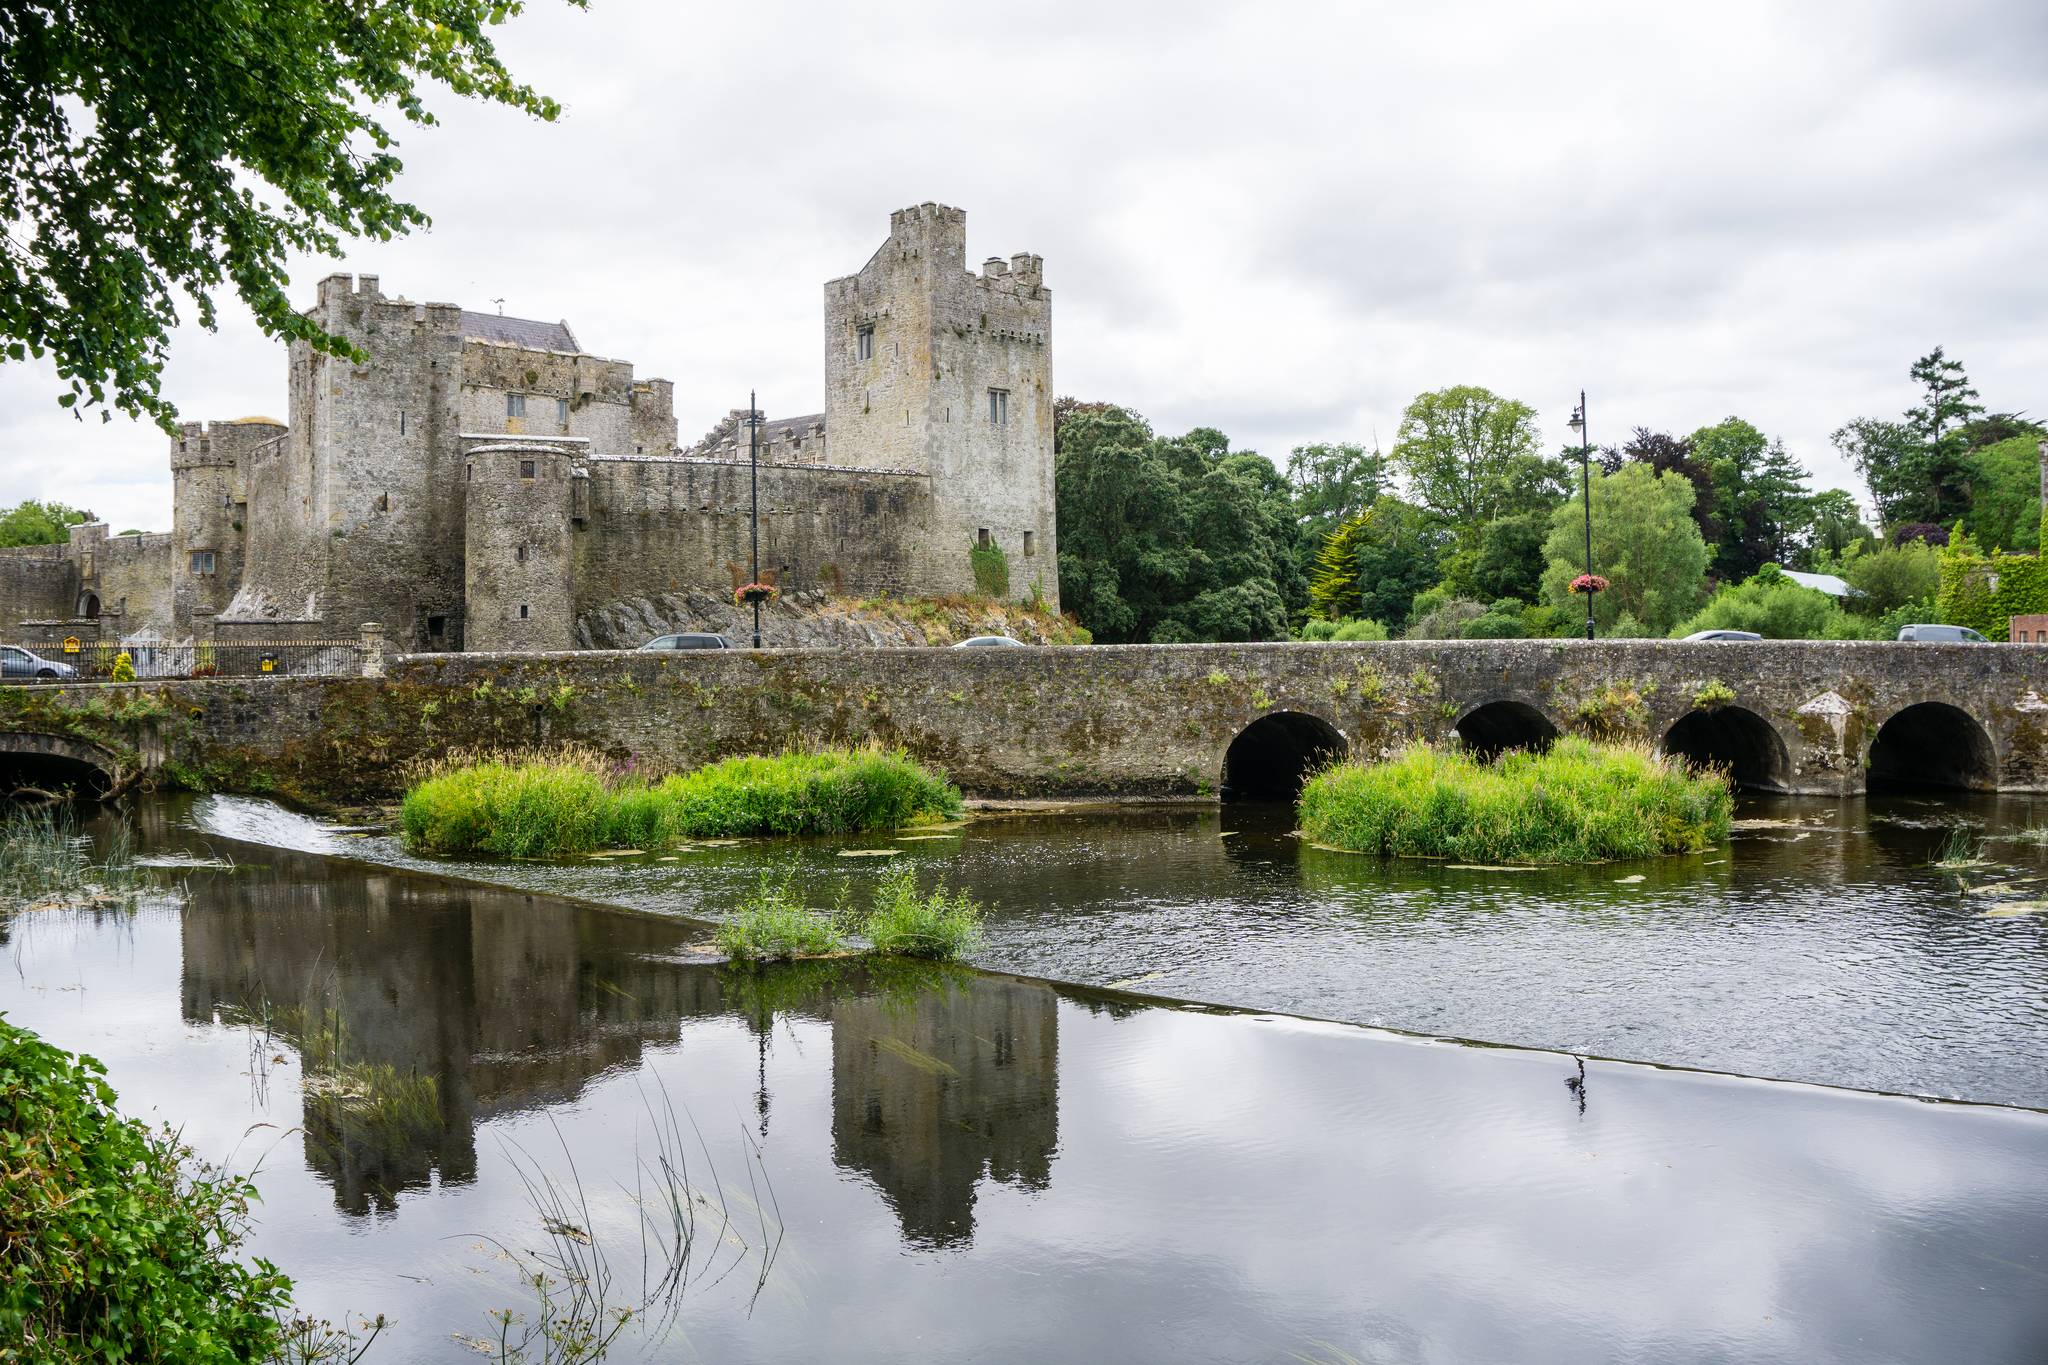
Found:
[1331,618,1389,641]
[1405,597,1487,639]
[1669,572,1843,639]
[1298,737,1731,864]
[716,876,847,962]
[862,863,985,961]
[969,541,1009,598]
[109,651,135,682]
[399,746,963,857]
[0,1018,295,1362]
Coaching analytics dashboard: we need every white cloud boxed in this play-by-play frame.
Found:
[1,0,2042,531]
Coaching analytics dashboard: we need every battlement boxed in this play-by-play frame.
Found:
[170,417,288,470]
[314,272,382,305]
[890,202,966,231]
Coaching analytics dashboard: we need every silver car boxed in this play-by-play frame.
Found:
[0,645,78,680]
[1896,624,1989,643]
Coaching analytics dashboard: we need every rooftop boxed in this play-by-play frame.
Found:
[459,311,580,354]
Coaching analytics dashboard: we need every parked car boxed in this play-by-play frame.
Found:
[1679,630,1763,642]
[638,633,732,651]
[953,635,1027,648]
[0,645,78,680]
[1896,624,1990,643]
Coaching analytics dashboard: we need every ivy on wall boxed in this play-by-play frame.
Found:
[1936,527,2048,637]
[970,541,1009,599]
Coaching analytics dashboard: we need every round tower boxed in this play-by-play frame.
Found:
[462,441,576,651]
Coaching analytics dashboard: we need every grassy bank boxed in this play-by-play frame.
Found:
[400,745,963,858]
[1298,738,1732,864]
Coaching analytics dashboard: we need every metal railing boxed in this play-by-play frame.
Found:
[2,639,365,681]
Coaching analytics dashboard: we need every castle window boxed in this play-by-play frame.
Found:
[519,604,529,620]
[399,411,406,436]
[516,544,527,563]
[189,550,216,576]
[863,492,879,516]
[556,398,569,427]
[857,325,874,361]
[519,459,537,480]
[1023,531,1035,557]
[988,389,1009,425]
[376,492,389,512]
[507,392,526,418]
[977,528,991,549]
[466,464,473,482]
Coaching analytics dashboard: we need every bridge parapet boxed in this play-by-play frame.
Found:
[0,639,2043,805]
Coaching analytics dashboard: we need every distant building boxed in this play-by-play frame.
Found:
[0,204,1058,650]
[1783,570,1859,599]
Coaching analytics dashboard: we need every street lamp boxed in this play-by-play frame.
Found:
[1569,392,1594,640]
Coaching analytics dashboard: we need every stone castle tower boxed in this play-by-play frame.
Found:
[823,204,1057,596]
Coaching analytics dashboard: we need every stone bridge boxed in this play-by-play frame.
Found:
[2,640,2046,805]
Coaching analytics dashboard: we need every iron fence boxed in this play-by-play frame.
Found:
[0,638,364,681]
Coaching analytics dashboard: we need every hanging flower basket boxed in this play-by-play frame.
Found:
[1568,573,1609,596]
[735,582,779,607]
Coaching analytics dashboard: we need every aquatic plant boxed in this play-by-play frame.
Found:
[0,1017,304,1362]
[1298,737,1732,864]
[0,806,140,909]
[862,863,986,961]
[400,745,962,858]
[1932,826,1985,869]
[715,876,848,963]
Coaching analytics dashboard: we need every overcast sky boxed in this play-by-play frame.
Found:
[2,0,2043,532]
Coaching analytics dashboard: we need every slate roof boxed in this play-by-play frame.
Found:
[459,310,580,353]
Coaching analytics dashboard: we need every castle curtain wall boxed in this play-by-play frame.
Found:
[569,459,935,636]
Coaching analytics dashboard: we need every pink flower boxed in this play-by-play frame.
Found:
[1569,573,1609,595]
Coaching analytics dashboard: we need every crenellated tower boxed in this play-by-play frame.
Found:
[824,204,1057,607]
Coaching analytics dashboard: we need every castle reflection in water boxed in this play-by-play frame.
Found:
[176,842,1059,1246]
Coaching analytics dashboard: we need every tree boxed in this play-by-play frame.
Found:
[0,498,92,547]
[1390,386,1562,546]
[1306,497,1447,629]
[1614,427,1719,550]
[1054,405,1295,643]
[1835,348,1986,532]
[0,0,578,431]
[1688,417,1812,581]
[1541,463,1708,636]
[1801,489,1872,564]
[1906,346,1983,454]
[1833,417,1936,528]
[1467,509,1549,603]
[1285,441,1388,540]
[1962,437,2043,552]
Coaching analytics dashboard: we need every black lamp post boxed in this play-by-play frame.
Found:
[747,391,762,650]
[1569,392,1594,640]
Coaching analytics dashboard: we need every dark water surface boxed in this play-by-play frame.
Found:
[197,791,2048,1108]
[1,801,2045,1363]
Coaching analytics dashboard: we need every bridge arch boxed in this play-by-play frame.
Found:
[1868,702,1997,792]
[1661,706,1791,793]
[0,732,125,799]
[1221,711,1347,802]
[1452,700,1558,760]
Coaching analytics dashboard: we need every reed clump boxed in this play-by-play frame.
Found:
[399,745,962,858]
[717,864,985,965]
[1298,737,1732,864]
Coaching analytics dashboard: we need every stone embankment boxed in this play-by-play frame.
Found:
[574,590,1088,649]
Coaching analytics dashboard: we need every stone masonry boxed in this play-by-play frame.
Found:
[8,639,2048,806]
[0,204,1057,651]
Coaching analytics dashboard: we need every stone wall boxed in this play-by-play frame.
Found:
[9,639,2048,808]
[570,457,935,635]
[0,545,78,627]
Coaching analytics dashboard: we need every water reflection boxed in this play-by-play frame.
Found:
[173,845,1060,1239]
[4,806,2048,1364]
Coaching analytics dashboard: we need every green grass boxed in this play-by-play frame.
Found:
[1298,736,1732,864]
[399,745,963,858]
[0,807,139,906]
[715,876,849,963]
[863,863,985,960]
[716,865,986,966]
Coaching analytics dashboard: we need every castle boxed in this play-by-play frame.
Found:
[0,203,1057,651]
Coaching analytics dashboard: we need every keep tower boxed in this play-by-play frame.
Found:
[823,204,1058,607]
